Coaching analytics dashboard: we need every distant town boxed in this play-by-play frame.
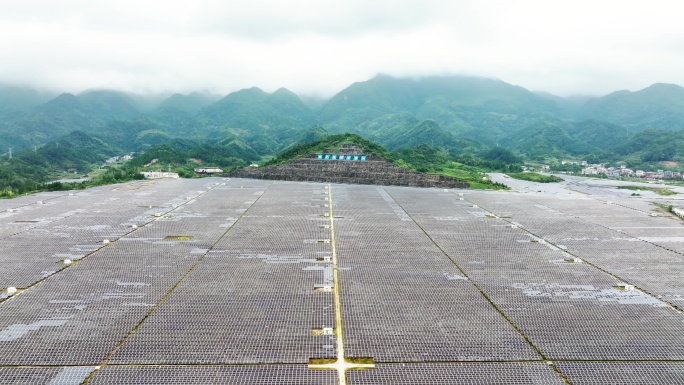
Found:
[554,160,682,180]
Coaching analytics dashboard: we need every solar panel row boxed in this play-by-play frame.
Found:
[1,178,683,384]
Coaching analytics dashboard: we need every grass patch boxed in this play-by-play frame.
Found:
[506,172,564,183]
[348,357,375,365]
[309,358,337,366]
[164,236,194,241]
[616,186,676,196]
[435,162,508,190]
[310,328,335,336]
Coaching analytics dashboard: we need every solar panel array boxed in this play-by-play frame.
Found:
[413,189,684,361]
[0,367,69,385]
[1,177,683,383]
[88,365,337,384]
[109,183,336,365]
[333,186,538,362]
[554,362,684,385]
[348,363,566,384]
[470,192,684,312]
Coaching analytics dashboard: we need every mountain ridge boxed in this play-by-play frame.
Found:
[2,74,684,170]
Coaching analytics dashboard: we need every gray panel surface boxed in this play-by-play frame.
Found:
[89,365,336,384]
[556,362,684,385]
[347,363,566,384]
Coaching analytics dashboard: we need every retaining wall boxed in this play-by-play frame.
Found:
[229,158,468,188]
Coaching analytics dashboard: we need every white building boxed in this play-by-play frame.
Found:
[194,168,224,174]
[140,172,179,179]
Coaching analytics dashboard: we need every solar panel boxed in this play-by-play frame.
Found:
[1,178,683,383]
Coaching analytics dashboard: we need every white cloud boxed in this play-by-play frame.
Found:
[1,0,683,97]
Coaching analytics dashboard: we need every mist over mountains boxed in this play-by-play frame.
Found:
[2,74,684,168]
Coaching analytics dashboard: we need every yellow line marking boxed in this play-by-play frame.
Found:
[308,184,374,384]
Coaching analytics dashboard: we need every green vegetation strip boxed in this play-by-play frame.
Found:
[616,185,676,196]
[506,173,564,183]
[164,235,194,241]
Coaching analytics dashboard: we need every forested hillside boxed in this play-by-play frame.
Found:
[2,74,684,196]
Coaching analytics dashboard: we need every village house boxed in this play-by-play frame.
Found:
[194,168,224,175]
[581,167,598,175]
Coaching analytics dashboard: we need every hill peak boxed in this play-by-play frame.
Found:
[217,87,269,104]
[639,82,684,96]
[41,93,81,110]
[272,87,297,96]
[644,82,683,90]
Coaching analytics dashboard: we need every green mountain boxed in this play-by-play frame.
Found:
[565,120,631,151]
[198,87,312,129]
[0,130,117,196]
[76,90,141,120]
[319,75,419,126]
[0,85,54,115]
[320,74,562,143]
[535,91,591,117]
[89,119,175,150]
[503,122,597,160]
[152,93,219,133]
[607,129,684,165]
[264,133,395,167]
[127,138,260,179]
[351,114,483,154]
[5,74,684,179]
[0,89,153,154]
[578,83,684,130]
[156,92,217,115]
[0,93,108,152]
[289,126,330,145]
[192,87,314,154]
[17,130,116,172]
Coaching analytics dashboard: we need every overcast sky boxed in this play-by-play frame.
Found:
[1,0,683,97]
